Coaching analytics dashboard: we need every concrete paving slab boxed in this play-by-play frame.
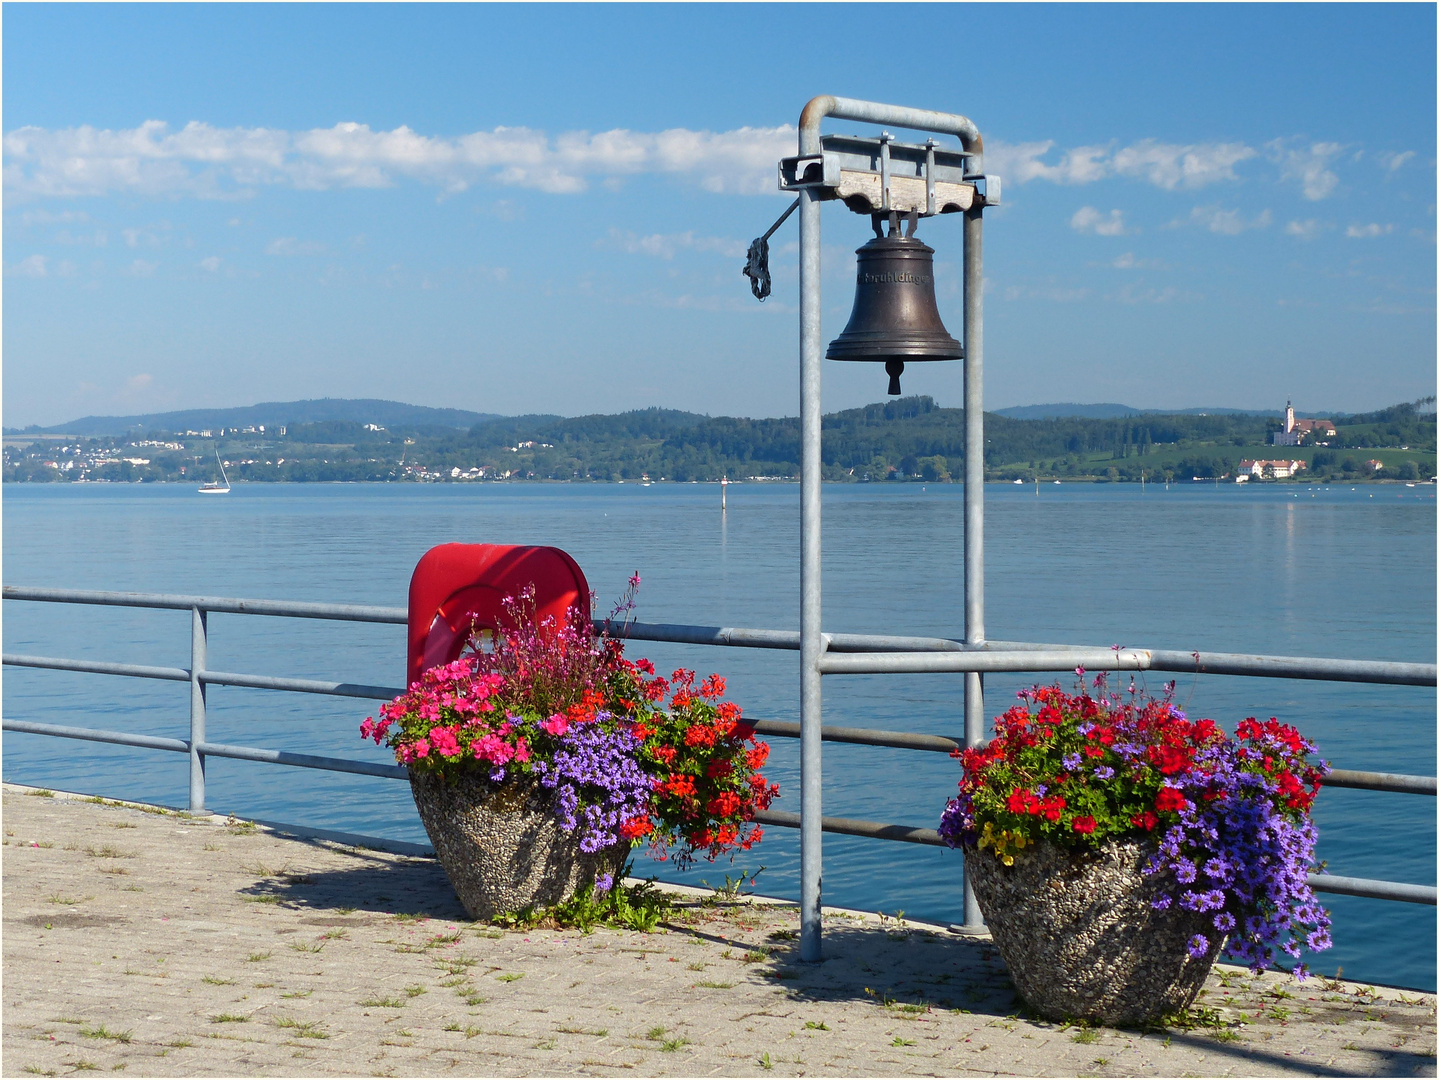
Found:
[3,784,1434,1077]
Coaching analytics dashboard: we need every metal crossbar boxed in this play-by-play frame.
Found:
[3,583,1436,914]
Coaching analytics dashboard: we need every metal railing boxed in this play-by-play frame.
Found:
[3,584,1436,912]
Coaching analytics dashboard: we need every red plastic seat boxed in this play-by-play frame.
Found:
[406,543,591,688]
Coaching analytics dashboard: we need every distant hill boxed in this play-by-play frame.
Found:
[994,402,1281,421]
[5,398,504,437]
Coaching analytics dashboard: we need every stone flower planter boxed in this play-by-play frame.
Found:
[965,839,1222,1026]
[410,770,627,921]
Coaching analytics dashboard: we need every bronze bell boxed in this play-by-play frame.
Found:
[826,212,962,395]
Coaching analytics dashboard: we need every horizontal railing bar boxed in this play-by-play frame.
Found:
[751,719,960,754]
[820,648,1437,686]
[0,719,408,780]
[2,719,191,753]
[1324,769,1436,796]
[2,586,407,624]
[755,808,946,847]
[3,653,191,682]
[7,655,1432,792]
[9,587,1431,686]
[195,741,409,780]
[2,654,402,701]
[1308,874,1436,905]
[820,649,1153,675]
[200,670,403,701]
[1147,650,1437,686]
[607,621,983,654]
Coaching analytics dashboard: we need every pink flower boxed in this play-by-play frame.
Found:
[429,726,462,758]
[472,734,514,765]
[541,713,569,736]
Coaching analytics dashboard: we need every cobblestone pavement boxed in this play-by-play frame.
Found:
[4,784,1435,1077]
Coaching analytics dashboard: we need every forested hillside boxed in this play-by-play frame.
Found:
[5,397,1434,484]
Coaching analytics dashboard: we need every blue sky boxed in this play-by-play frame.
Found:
[4,3,1434,427]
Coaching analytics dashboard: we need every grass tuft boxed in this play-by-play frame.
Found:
[79,1025,132,1043]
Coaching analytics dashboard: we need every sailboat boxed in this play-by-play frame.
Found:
[198,448,231,494]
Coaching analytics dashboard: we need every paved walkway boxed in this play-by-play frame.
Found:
[3,784,1434,1077]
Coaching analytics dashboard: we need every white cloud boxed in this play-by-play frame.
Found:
[1380,150,1415,174]
[1345,223,1394,239]
[1268,139,1343,200]
[1189,206,1272,235]
[126,373,153,391]
[12,254,48,277]
[122,226,167,248]
[15,209,90,226]
[3,119,796,199]
[1285,219,1323,239]
[602,228,746,260]
[984,141,1112,185]
[122,259,157,276]
[1111,139,1256,190]
[1107,252,1164,270]
[265,237,327,256]
[198,256,222,272]
[1070,206,1129,236]
[986,138,1253,190]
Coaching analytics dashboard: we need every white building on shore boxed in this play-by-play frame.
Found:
[1237,458,1308,481]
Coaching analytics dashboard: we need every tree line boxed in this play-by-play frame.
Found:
[5,396,1433,484]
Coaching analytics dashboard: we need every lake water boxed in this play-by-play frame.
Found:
[4,480,1435,990]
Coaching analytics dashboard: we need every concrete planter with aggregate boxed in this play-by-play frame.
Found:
[965,838,1223,1026]
[410,770,627,921]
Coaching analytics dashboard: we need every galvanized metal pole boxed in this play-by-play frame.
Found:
[961,204,986,932]
[189,606,207,812]
[798,183,825,964]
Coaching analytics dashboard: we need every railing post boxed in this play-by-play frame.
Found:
[960,202,987,934]
[798,181,825,964]
[189,606,207,812]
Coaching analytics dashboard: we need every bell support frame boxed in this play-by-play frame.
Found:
[788,96,997,962]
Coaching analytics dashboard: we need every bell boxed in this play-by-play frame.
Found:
[826,212,962,395]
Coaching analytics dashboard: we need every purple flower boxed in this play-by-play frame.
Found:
[539,720,652,854]
[1062,753,1082,770]
[1187,934,1210,960]
[1092,765,1115,781]
[595,873,614,894]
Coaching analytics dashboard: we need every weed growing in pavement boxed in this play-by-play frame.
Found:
[490,874,673,934]
[273,1017,328,1039]
[78,1026,131,1043]
[85,846,136,859]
